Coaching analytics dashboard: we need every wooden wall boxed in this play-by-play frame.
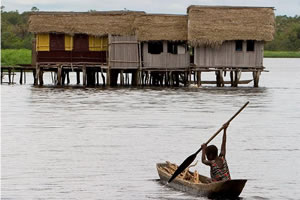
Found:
[142,41,190,70]
[194,41,264,68]
[109,35,139,69]
[36,33,107,63]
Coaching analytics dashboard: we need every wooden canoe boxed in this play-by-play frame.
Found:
[157,162,247,199]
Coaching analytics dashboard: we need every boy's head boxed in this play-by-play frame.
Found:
[205,145,218,160]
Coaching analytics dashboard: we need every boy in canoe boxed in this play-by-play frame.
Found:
[201,123,231,182]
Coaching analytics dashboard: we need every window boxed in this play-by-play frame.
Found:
[89,36,108,51]
[36,33,50,51]
[50,34,65,51]
[148,41,163,54]
[235,40,243,51]
[167,42,178,54]
[73,34,89,51]
[65,35,73,51]
[247,40,255,51]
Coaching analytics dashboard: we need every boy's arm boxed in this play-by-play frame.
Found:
[220,123,229,157]
[201,144,212,166]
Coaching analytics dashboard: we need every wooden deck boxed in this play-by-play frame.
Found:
[1,63,264,87]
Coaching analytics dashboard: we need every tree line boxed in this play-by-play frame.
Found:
[1,7,300,51]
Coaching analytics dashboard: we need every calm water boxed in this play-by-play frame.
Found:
[1,58,300,200]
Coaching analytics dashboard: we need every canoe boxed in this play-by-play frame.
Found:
[157,162,247,199]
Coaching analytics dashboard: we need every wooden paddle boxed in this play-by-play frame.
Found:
[168,101,249,183]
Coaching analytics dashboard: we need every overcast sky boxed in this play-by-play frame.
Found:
[2,0,300,16]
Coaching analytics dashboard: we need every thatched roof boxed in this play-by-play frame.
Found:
[28,11,187,41]
[28,11,145,37]
[29,6,275,44]
[187,6,275,47]
[134,14,187,41]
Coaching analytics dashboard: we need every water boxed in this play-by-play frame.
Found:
[1,58,300,200]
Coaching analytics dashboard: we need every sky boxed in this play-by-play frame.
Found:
[1,0,300,16]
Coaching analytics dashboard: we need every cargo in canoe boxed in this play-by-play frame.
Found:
[157,162,247,199]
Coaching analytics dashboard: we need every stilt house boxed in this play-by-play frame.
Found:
[187,6,275,86]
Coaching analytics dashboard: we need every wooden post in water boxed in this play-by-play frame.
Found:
[76,71,80,84]
[38,67,44,86]
[233,70,241,87]
[57,66,62,85]
[8,68,11,84]
[33,68,37,85]
[19,69,23,84]
[106,69,111,86]
[120,70,124,86]
[101,68,105,86]
[197,71,201,87]
[96,71,99,85]
[82,66,87,86]
[230,71,234,87]
[253,71,261,87]
[66,71,70,85]
[62,69,66,85]
[220,70,224,87]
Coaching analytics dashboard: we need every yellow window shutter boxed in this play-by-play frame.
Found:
[94,37,101,51]
[101,37,108,51]
[36,33,49,51]
[65,35,73,51]
[89,36,95,51]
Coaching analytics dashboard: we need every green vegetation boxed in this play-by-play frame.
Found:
[264,50,300,58]
[265,15,300,51]
[1,49,31,66]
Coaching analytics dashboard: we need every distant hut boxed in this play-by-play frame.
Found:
[187,6,275,87]
[133,14,189,86]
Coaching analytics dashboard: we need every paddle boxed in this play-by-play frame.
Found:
[168,101,249,183]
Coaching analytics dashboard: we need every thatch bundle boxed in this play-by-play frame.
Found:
[187,6,275,47]
[134,14,187,41]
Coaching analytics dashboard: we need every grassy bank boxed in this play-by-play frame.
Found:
[1,49,31,66]
[264,50,300,58]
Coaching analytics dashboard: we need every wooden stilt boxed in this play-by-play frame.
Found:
[33,68,37,85]
[57,66,62,85]
[62,69,66,85]
[1,69,3,84]
[38,67,44,86]
[67,71,70,84]
[19,69,23,84]
[96,71,99,86]
[233,70,241,87]
[132,70,138,86]
[101,68,105,86]
[219,70,224,87]
[82,66,87,86]
[169,71,173,86]
[24,70,26,84]
[76,71,80,84]
[197,71,201,87]
[12,68,15,83]
[230,71,234,87]
[253,71,261,87]
[8,68,11,84]
[106,69,111,86]
[120,70,124,86]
